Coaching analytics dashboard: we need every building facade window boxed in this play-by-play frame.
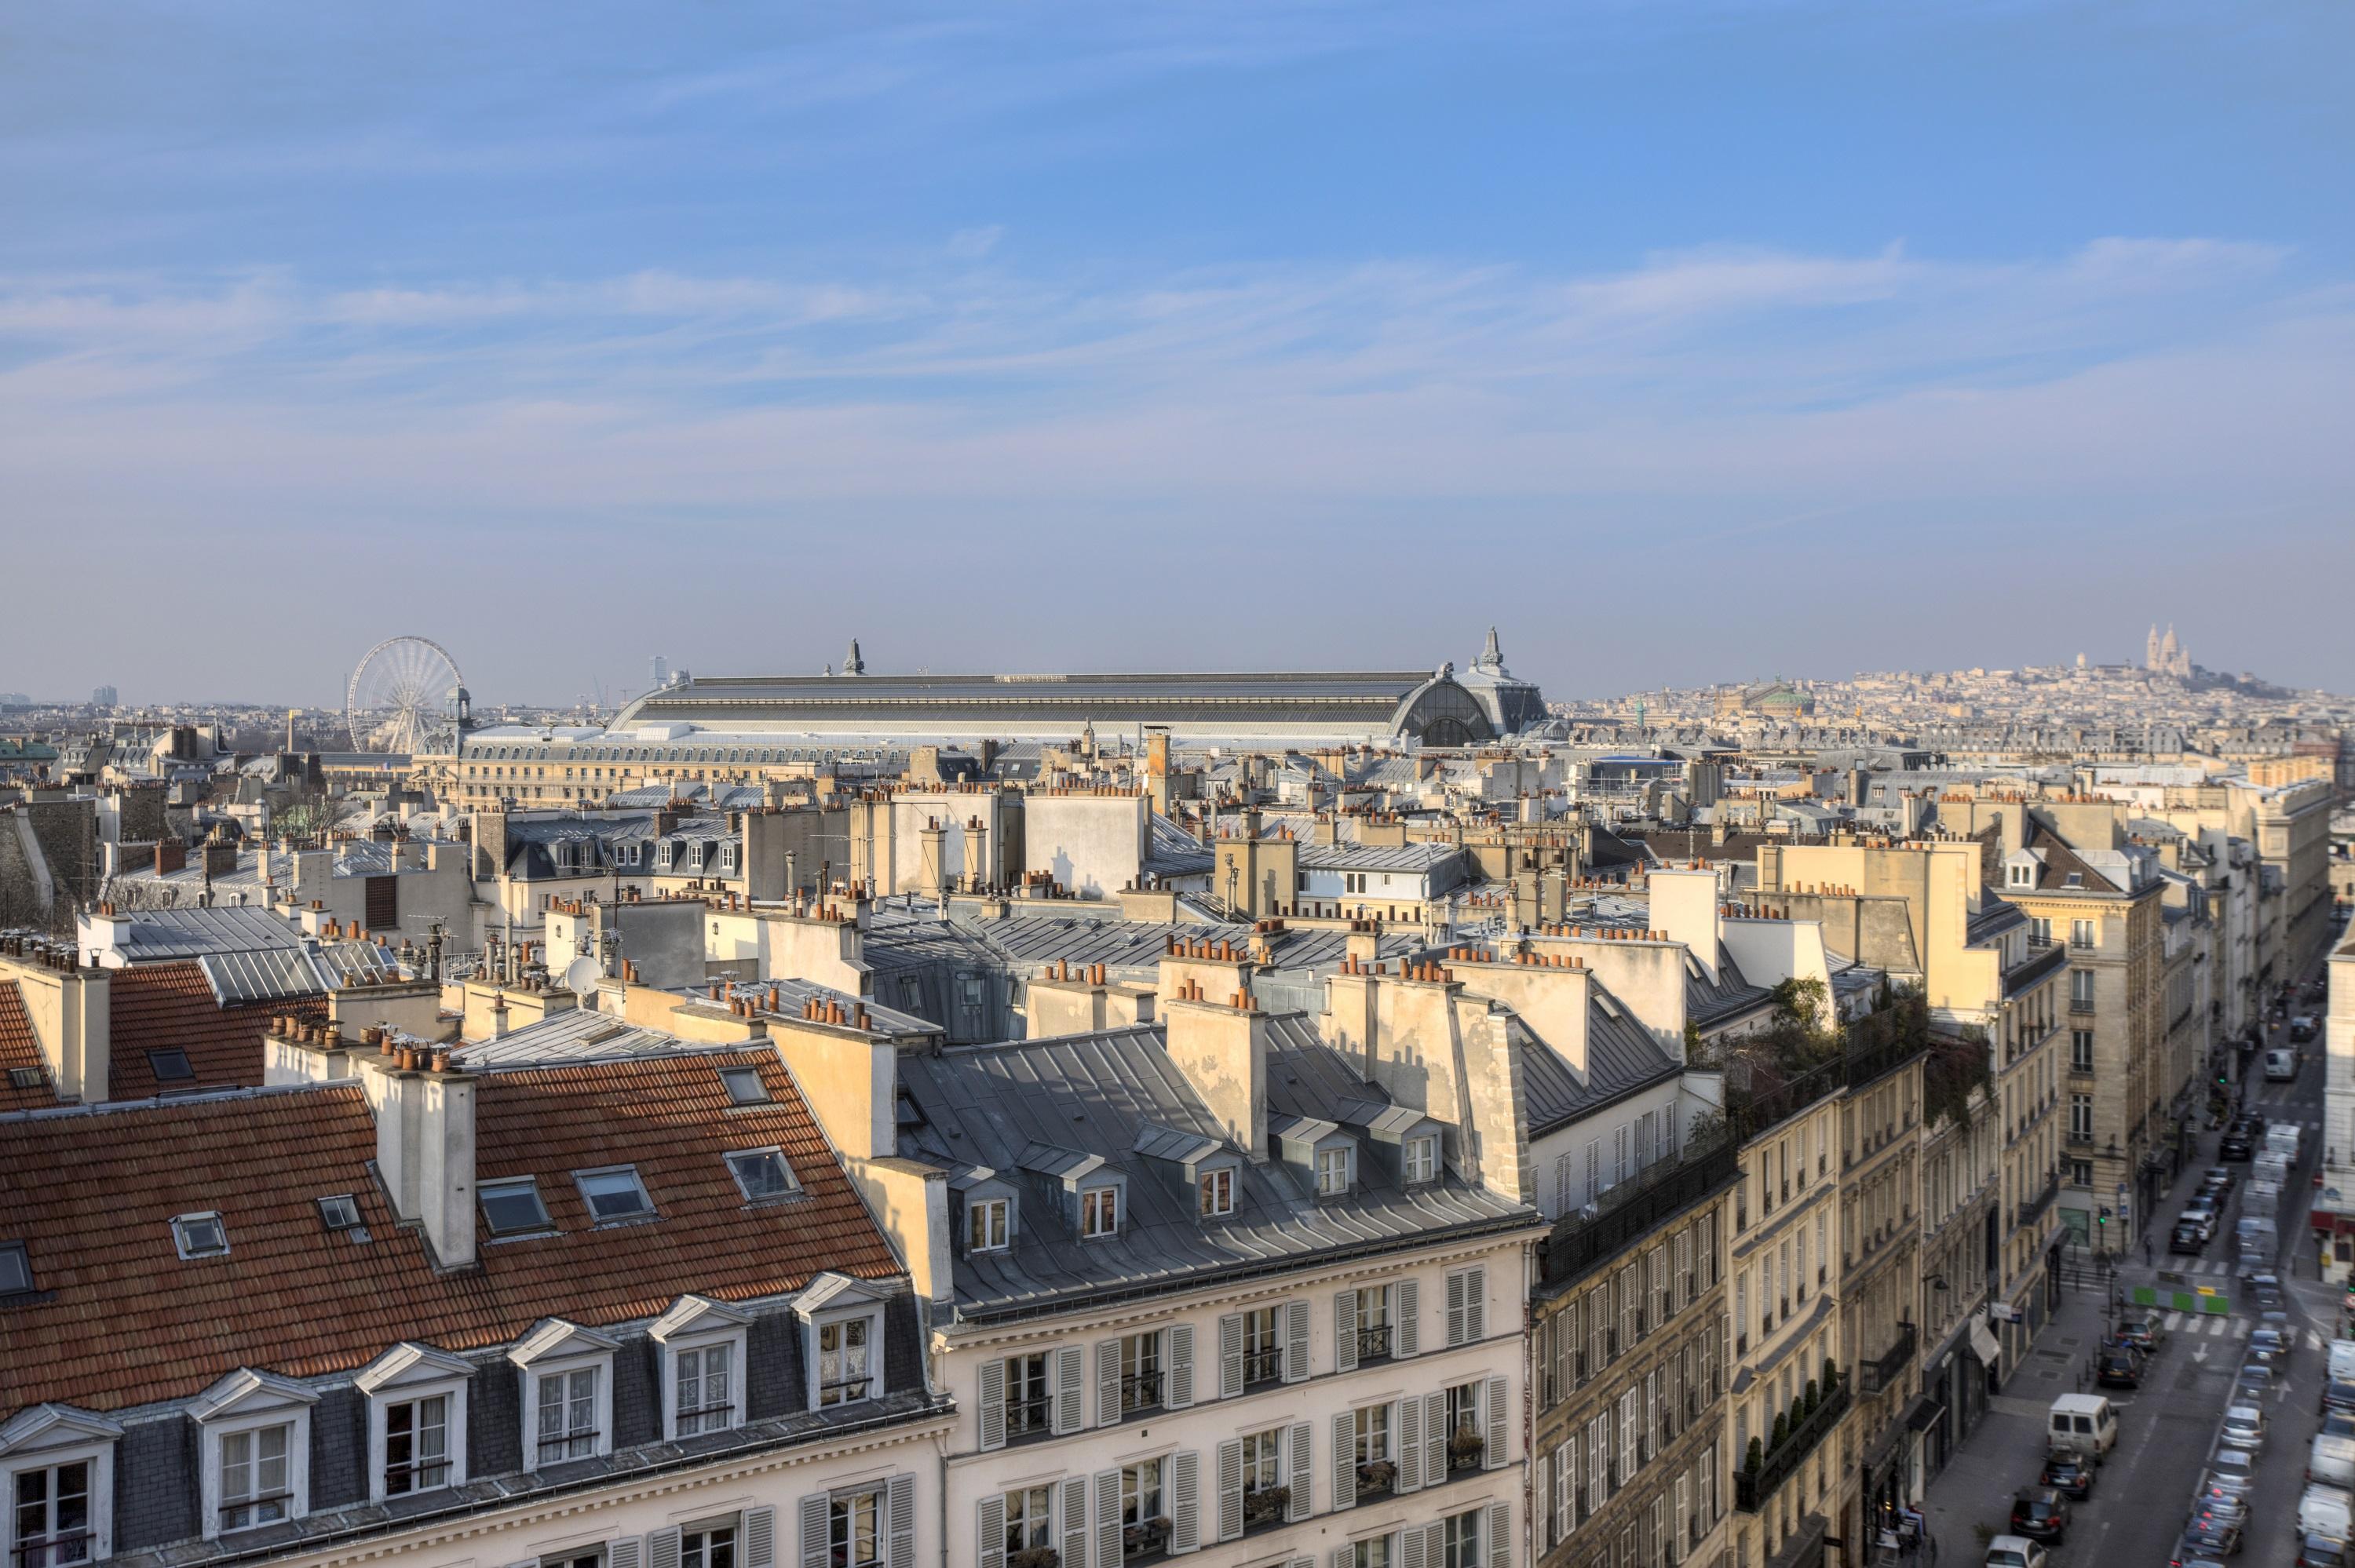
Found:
[534,1367,601,1464]
[9,1460,95,1567]
[816,1315,876,1408]
[2070,919,2096,950]
[382,1395,451,1495]
[1120,1332,1163,1413]
[216,1426,291,1533]
[2070,1030,2094,1072]
[1119,1460,1165,1556]
[1082,1187,1119,1238]
[2070,970,2095,1009]
[682,1518,737,1568]
[673,1344,735,1437]
[1405,1136,1437,1185]
[1316,1147,1354,1197]
[2070,1096,2093,1139]
[969,1198,1010,1252]
[1002,1486,1053,1557]
[1356,1284,1393,1361]
[1441,1510,1481,1568]
[1199,1169,1234,1217]
[1241,1307,1282,1385]
[1003,1352,1051,1438]
[831,1492,882,1568]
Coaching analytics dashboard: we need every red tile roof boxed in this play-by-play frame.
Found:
[0,983,57,1113]
[104,961,324,1100]
[0,1048,904,1417]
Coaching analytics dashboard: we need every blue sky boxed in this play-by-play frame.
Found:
[2,2,2350,706]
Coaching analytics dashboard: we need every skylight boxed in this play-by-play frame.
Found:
[480,1176,553,1235]
[575,1166,655,1222]
[725,1148,801,1201]
[718,1065,769,1105]
[0,1241,31,1295]
[172,1212,229,1260]
[148,1048,195,1083]
[6,1067,41,1090]
[318,1194,362,1231]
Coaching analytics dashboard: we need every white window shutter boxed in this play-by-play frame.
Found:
[1094,1470,1121,1568]
[980,1496,1007,1568]
[1487,1501,1511,1568]
[1534,1453,1550,1555]
[1445,1270,1467,1346]
[797,1497,827,1568]
[1331,1549,1351,1568]
[1097,1339,1122,1428]
[1217,1439,1243,1543]
[1466,1267,1487,1342]
[887,1475,914,1568]
[1334,1289,1359,1373]
[1055,1345,1084,1435]
[1486,1376,1509,1469]
[746,1506,776,1568]
[1061,1477,1090,1568]
[1287,1420,1313,1522]
[1423,1522,1444,1568]
[1283,1300,1310,1384]
[980,1357,1006,1450]
[1395,1278,1419,1358]
[511,1558,542,1568]
[1422,1391,1444,1485]
[1219,1314,1245,1400]
[611,1540,643,1568]
[650,1528,684,1568]
[1170,1450,1199,1554]
[1167,1324,1196,1409]
[1400,1523,1427,1568]
[1331,1412,1356,1512]
[1396,1395,1422,1493]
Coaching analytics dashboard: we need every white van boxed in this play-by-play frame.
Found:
[2300,1482,2353,1541]
[2047,1393,2119,1460]
[2313,1433,2355,1490]
[2267,1048,2299,1081]
[2330,1340,2355,1386]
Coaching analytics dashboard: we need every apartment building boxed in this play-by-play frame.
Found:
[0,1035,955,1568]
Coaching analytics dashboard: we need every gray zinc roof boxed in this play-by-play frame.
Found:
[105,906,304,961]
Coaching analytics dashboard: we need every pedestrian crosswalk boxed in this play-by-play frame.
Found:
[2147,1311,2331,1346]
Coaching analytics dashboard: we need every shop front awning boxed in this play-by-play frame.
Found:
[1970,1319,2003,1368]
[1908,1398,1948,1434]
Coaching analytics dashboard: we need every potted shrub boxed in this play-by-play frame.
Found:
[1804,1378,1820,1414]
[1010,1551,1060,1568]
[1745,1437,1764,1475]
[1356,1460,1397,1496]
[1448,1428,1486,1468]
[1822,1356,1839,1392]
[1243,1486,1289,1522]
[1123,1518,1171,1556]
[1769,1413,1789,1449]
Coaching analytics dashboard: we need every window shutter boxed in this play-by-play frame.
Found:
[1094,1470,1121,1568]
[1487,1501,1511,1568]
[1055,1345,1084,1435]
[1219,1314,1245,1400]
[1167,1324,1195,1409]
[887,1476,914,1568]
[797,1497,827,1568]
[513,1558,545,1568]
[1061,1478,1090,1568]
[1485,1376,1508,1470]
[1396,1278,1419,1358]
[1170,1450,1199,1554]
[980,1357,1006,1450]
[1422,1391,1444,1486]
[1283,1300,1310,1384]
[747,1506,776,1568]
[1400,1523,1428,1568]
[1396,1395,1422,1493]
[980,1496,1007,1568]
[1465,1267,1486,1342]
[1217,1439,1243,1543]
[1534,1453,1550,1555]
[1287,1421,1313,1522]
[1331,1412,1356,1512]
[1331,1550,1351,1568]
[650,1528,684,1568]
[1097,1339,1121,1428]
[1424,1523,1444,1568]
[611,1540,643,1568]
[1334,1289,1359,1373]
[1445,1270,1467,1346]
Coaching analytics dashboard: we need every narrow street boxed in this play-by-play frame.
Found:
[1915,948,2339,1568]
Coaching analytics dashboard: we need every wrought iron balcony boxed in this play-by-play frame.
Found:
[1736,1376,1850,1511]
[2016,1171,2060,1231]
[1862,1322,1917,1395]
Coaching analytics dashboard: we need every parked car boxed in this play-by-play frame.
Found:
[2322,1409,2355,1439]
[2251,1274,2287,1311]
[2250,1328,2292,1366]
[2097,1349,2143,1388]
[2175,1513,2244,1559]
[2203,1449,2258,1500]
[2220,1404,2267,1452]
[2222,1132,2255,1161]
[1984,1535,2050,1568]
[2010,1490,2070,1543]
[2299,1533,2350,1568]
[2182,1198,2220,1234]
[2293,1016,2320,1043]
[2039,1453,2094,1500]
[2173,1221,2209,1254]
[2202,1165,2236,1194]
[2235,1362,2275,1402]
[2324,1380,2355,1417]
[2118,1317,2167,1353]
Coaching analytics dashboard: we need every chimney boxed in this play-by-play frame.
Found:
[1647,866,1722,984]
[358,1047,478,1270]
[1163,988,1267,1157]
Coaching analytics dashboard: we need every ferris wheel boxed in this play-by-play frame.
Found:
[346,636,465,756]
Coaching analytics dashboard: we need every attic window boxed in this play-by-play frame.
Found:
[318,1194,362,1231]
[6,1067,41,1090]
[718,1066,769,1105]
[148,1047,195,1083]
[480,1176,553,1235]
[0,1241,31,1295]
[2064,872,2084,888]
[173,1211,229,1259]
[725,1147,801,1201]
[1080,1185,1119,1238]
[575,1166,655,1223]
[1315,1146,1355,1197]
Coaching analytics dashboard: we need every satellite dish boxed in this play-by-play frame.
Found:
[564,957,603,1000]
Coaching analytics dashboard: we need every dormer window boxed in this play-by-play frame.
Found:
[968,1198,1010,1252]
[651,1294,753,1441]
[1199,1169,1234,1217]
[2009,862,2032,887]
[1081,1185,1119,1238]
[1315,1146,1354,1198]
[1404,1135,1438,1185]
[357,1343,473,1502]
[191,1369,317,1541]
[816,1317,874,1408]
[172,1212,228,1260]
[511,1321,619,1471]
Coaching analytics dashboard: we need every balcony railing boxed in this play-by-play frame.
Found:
[1542,1136,1740,1288]
[1241,1349,1282,1386]
[1861,1322,1917,1395]
[1356,1326,1393,1362]
[2005,943,2068,997]
[2016,1171,2060,1231]
[1120,1371,1163,1413]
[1736,1377,1850,1511]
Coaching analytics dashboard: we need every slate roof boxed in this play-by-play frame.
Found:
[106,962,327,1100]
[1296,841,1463,876]
[1686,944,1776,1030]
[2025,824,2123,894]
[1510,987,1683,1140]
[0,1047,903,1415]
[100,906,305,961]
[954,913,1423,979]
[0,982,57,1113]
[894,1021,1537,1319]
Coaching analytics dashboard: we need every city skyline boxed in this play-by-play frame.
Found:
[4,2,2353,700]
